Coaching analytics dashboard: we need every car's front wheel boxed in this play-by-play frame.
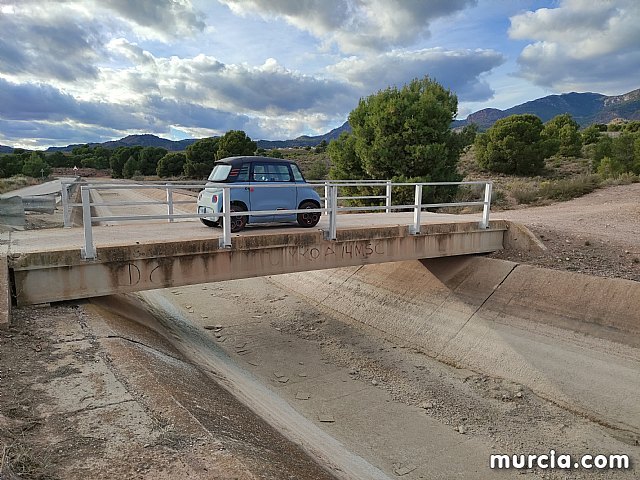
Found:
[200,218,219,228]
[221,204,248,233]
[297,201,321,227]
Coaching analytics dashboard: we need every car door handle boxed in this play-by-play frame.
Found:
[244,187,254,192]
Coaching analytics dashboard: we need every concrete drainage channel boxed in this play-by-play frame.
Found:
[88,256,640,480]
[85,185,639,479]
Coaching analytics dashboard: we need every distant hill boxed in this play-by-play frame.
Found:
[0,145,13,153]
[46,134,198,152]
[257,121,351,149]
[454,88,640,130]
[40,123,352,153]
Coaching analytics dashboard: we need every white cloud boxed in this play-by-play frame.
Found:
[329,48,505,102]
[509,0,640,93]
[218,0,477,53]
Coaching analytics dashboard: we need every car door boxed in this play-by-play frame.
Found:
[249,162,296,223]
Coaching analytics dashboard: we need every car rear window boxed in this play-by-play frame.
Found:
[208,164,232,181]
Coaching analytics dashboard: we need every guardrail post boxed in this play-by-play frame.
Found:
[61,182,71,228]
[410,184,422,234]
[325,184,337,241]
[220,186,232,248]
[80,186,96,259]
[324,181,329,211]
[385,181,392,213]
[480,181,492,229]
[166,184,174,223]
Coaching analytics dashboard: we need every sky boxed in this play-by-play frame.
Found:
[0,0,638,149]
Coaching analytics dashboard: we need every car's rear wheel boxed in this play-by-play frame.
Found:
[297,201,321,227]
[222,204,248,233]
[200,218,219,227]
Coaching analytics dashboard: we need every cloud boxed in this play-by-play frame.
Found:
[100,0,206,39]
[219,0,477,53]
[0,6,101,82]
[509,0,640,93]
[329,48,505,102]
[102,44,358,116]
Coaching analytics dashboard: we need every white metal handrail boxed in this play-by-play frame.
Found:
[61,179,493,259]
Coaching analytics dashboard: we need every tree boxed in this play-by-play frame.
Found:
[342,76,461,182]
[475,114,547,175]
[157,152,186,178]
[122,156,140,178]
[581,125,602,145]
[111,146,142,178]
[22,152,51,178]
[315,140,328,153]
[0,154,25,177]
[264,149,284,159]
[184,137,220,178]
[215,130,256,160]
[306,159,329,180]
[138,147,168,176]
[611,132,637,173]
[542,114,582,157]
[328,132,362,179]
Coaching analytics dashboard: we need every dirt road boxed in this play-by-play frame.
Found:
[493,182,640,280]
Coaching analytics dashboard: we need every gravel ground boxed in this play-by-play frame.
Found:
[491,182,640,281]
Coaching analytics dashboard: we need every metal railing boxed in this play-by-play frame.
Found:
[61,179,493,260]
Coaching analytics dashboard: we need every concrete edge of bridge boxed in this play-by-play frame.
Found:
[0,255,11,327]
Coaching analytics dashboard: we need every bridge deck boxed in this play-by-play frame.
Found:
[5,212,507,308]
[8,212,490,255]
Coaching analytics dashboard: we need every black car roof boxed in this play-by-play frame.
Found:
[215,156,297,166]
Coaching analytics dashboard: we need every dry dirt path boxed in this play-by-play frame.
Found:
[493,182,640,280]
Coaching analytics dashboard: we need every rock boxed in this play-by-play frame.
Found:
[318,414,335,423]
[418,401,434,410]
[295,392,310,400]
[394,465,417,476]
[371,379,378,386]
[457,425,467,434]
[516,392,523,398]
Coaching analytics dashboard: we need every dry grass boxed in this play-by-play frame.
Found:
[0,176,39,195]
[1,440,56,480]
[459,147,638,208]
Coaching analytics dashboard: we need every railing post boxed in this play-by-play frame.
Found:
[61,182,71,228]
[480,181,492,229]
[324,181,329,211]
[385,181,392,213]
[410,184,422,234]
[166,184,174,223]
[80,186,96,259]
[220,186,232,248]
[326,184,337,241]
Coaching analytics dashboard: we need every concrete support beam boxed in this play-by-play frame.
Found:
[10,221,506,306]
[0,256,10,327]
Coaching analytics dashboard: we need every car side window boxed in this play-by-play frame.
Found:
[252,163,292,182]
[231,163,249,182]
[290,164,304,182]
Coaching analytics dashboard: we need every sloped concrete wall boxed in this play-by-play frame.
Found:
[269,257,640,433]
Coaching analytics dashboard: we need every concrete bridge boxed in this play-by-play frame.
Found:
[1,180,518,323]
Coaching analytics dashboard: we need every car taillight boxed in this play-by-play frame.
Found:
[212,194,218,203]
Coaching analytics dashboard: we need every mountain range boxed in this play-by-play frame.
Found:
[0,88,638,154]
[453,88,640,129]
